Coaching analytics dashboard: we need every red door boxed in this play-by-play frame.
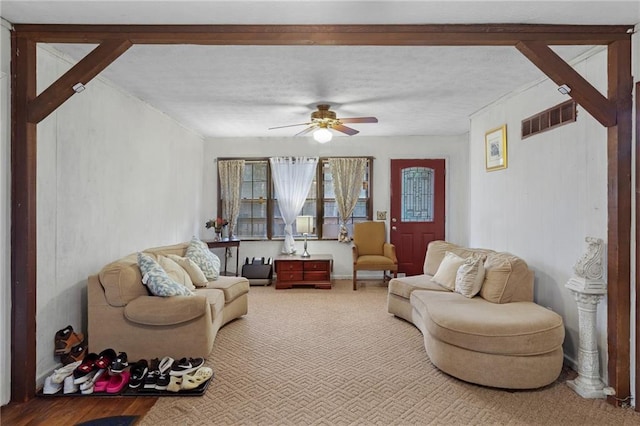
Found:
[390,159,446,276]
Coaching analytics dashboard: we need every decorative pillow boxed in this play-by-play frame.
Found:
[454,256,486,298]
[167,254,208,287]
[185,237,221,281]
[137,253,194,297]
[431,251,466,291]
[157,255,196,291]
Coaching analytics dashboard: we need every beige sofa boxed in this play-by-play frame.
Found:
[88,242,249,361]
[388,241,565,389]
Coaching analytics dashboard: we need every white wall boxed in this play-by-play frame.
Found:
[0,20,12,406]
[202,135,469,277]
[469,48,610,380]
[33,45,204,385]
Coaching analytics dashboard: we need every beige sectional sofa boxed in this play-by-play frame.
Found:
[388,241,565,389]
[88,242,249,361]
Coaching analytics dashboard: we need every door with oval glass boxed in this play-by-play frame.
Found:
[390,159,446,276]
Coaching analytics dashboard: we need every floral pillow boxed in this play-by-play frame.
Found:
[137,252,194,297]
[185,237,221,281]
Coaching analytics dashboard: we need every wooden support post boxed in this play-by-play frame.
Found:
[10,33,38,402]
[606,39,632,406]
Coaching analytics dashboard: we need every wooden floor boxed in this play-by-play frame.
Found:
[1,395,157,425]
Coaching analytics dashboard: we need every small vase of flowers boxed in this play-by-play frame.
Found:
[206,217,229,241]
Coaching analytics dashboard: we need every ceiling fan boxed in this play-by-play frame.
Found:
[268,104,378,143]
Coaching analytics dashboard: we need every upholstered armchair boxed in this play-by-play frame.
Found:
[352,221,398,290]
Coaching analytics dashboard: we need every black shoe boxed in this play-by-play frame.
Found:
[143,358,160,389]
[155,356,174,391]
[169,357,204,376]
[110,352,129,374]
[128,359,148,389]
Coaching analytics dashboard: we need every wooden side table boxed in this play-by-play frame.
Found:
[274,254,333,289]
[206,239,240,276]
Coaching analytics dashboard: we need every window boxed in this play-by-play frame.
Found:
[219,157,373,240]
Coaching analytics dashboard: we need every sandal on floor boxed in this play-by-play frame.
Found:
[54,325,84,355]
[73,353,99,384]
[180,366,213,391]
[166,376,182,393]
[79,368,105,394]
[106,371,130,394]
[95,348,117,370]
[93,372,111,393]
[50,360,82,384]
[60,341,87,365]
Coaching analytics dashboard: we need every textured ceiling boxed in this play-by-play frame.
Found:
[3,1,639,139]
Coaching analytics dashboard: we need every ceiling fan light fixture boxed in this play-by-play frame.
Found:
[313,127,332,143]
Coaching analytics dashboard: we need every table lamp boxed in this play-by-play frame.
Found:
[296,215,314,258]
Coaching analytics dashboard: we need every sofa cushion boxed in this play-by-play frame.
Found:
[431,251,466,290]
[157,255,195,291]
[194,288,226,321]
[186,237,221,281]
[454,256,485,298]
[410,290,564,356]
[124,295,208,326]
[355,254,396,269]
[388,274,448,300]
[138,253,194,297]
[423,241,492,276]
[99,254,149,307]
[205,276,250,303]
[480,252,531,304]
[167,254,208,287]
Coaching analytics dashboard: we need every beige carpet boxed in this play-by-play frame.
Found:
[140,280,639,425]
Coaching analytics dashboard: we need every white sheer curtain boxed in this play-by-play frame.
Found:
[329,158,367,242]
[218,159,245,238]
[270,157,318,254]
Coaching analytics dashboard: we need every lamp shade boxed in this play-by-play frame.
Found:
[313,128,332,143]
[296,215,314,234]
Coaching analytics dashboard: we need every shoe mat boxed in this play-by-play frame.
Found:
[37,377,212,397]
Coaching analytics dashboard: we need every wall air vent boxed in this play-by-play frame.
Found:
[521,100,577,139]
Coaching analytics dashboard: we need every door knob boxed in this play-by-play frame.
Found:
[392,218,397,222]
[392,226,397,230]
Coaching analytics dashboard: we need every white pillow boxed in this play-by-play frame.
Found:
[167,254,208,287]
[454,256,486,298]
[432,251,466,291]
[157,255,196,291]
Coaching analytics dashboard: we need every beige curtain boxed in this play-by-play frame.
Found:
[218,159,245,237]
[329,158,367,243]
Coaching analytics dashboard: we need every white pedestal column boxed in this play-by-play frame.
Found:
[565,281,606,398]
[565,237,607,399]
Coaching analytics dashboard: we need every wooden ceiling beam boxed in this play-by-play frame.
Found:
[13,24,633,45]
[515,40,616,128]
[27,39,132,124]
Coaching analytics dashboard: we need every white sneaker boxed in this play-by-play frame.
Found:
[51,360,82,384]
[43,376,62,395]
[63,375,78,394]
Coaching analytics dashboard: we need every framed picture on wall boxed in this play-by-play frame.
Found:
[485,125,507,171]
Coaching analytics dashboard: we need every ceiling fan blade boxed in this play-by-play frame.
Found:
[338,117,378,124]
[294,126,316,137]
[268,122,311,130]
[332,124,359,136]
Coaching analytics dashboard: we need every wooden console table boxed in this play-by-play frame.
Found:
[206,239,240,276]
[274,254,333,289]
